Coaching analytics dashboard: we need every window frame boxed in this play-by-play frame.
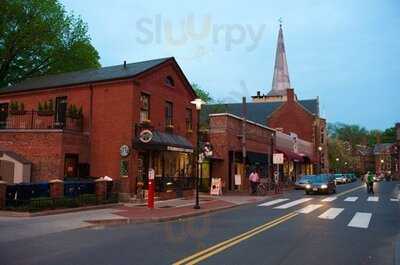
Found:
[140,93,150,123]
[165,101,173,127]
[186,108,193,131]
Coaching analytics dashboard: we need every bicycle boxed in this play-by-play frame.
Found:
[256,178,270,196]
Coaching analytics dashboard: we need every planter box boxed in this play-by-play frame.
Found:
[9,110,26,115]
[37,111,54,117]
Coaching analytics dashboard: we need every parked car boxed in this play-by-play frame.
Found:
[294,175,314,190]
[305,175,336,195]
[334,174,347,184]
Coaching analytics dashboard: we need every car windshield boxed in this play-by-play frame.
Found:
[299,175,314,182]
[311,175,329,183]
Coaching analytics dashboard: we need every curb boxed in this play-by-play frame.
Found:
[85,203,242,227]
[0,203,123,218]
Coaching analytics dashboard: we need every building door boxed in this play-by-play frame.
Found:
[138,152,150,188]
[64,154,79,179]
[0,160,14,183]
[0,103,9,129]
[55,96,67,127]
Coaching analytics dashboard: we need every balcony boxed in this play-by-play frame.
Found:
[0,111,83,132]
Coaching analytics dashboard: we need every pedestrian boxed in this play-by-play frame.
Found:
[274,171,280,194]
[249,169,260,195]
[367,172,374,194]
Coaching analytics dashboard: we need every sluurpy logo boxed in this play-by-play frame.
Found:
[136,14,266,60]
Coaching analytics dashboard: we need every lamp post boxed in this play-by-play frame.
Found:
[336,157,340,173]
[318,146,323,174]
[191,98,205,210]
[380,159,385,174]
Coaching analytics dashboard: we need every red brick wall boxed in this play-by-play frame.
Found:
[209,115,274,189]
[267,100,315,142]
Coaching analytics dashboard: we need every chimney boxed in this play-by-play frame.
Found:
[123,60,127,68]
[396,123,400,142]
[287,88,295,102]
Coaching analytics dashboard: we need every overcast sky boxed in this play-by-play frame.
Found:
[62,0,399,130]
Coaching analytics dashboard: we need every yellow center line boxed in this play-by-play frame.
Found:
[172,212,297,265]
[173,184,365,265]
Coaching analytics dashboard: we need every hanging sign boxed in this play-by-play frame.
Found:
[139,129,153,143]
[210,178,222,196]
[119,145,130,157]
[273,153,284,164]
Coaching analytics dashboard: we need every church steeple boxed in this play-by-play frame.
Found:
[269,23,291,96]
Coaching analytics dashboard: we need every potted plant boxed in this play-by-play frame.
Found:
[9,101,26,115]
[140,119,152,127]
[66,104,83,130]
[37,100,54,116]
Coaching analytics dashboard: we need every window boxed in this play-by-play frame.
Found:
[165,101,173,127]
[165,76,175,87]
[186,108,192,131]
[140,93,150,122]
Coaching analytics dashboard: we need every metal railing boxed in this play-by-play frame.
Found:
[0,111,83,131]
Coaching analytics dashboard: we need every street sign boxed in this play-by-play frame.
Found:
[273,153,284,164]
[148,168,155,180]
[234,174,242,186]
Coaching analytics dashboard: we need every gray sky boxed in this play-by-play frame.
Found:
[62,0,399,130]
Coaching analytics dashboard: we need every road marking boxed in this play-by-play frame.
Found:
[391,198,400,202]
[336,185,364,197]
[172,212,298,265]
[367,196,379,202]
[348,212,372,229]
[318,208,344,220]
[258,198,289,207]
[297,204,323,214]
[274,198,312,209]
[344,196,358,202]
[321,197,337,202]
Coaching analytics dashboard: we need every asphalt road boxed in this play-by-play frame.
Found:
[1,180,399,265]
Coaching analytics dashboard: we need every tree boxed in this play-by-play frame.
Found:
[0,0,100,88]
[191,83,212,103]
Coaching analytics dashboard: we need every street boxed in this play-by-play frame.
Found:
[1,180,399,265]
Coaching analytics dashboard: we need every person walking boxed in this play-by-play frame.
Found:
[367,172,374,194]
[249,169,260,195]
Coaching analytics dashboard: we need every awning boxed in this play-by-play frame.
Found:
[276,149,304,162]
[133,130,194,153]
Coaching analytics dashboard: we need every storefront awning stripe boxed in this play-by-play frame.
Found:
[134,130,194,152]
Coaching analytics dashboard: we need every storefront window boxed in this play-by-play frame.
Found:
[163,151,192,177]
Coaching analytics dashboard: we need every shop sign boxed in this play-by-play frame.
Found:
[167,146,194,153]
[273,153,284,164]
[119,144,130,157]
[139,129,153,143]
[210,178,222,196]
[148,168,155,180]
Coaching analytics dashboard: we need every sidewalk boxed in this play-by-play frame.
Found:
[85,194,269,226]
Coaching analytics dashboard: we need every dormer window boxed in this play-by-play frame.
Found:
[165,76,175,87]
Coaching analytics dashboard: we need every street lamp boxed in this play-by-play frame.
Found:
[318,146,323,174]
[191,98,205,210]
[336,158,340,173]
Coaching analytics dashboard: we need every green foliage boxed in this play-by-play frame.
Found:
[191,83,212,103]
[38,99,54,113]
[0,0,101,88]
[9,101,25,112]
[67,104,83,119]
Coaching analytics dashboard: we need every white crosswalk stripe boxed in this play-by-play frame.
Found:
[390,198,400,202]
[296,204,323,214]
[348,212,372,229]
[318,208,344,220]
[274,198,312,209]
[321,197,337,202]
[344,196,358,202]
[367,196,379,202]
[258,199,289,207]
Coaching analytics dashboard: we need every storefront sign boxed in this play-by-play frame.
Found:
[119,145,130,157]
[166,146,194,153]
[139,129,153,143]
[234,174,242,186]
[210,178,222,196]
[273,153,284,164]
[148,168,155,180]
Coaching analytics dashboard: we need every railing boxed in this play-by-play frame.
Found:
[0,111,82,131]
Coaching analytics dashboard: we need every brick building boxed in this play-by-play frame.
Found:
[0,57,198,199]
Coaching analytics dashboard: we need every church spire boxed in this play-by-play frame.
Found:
[268,23,291,96]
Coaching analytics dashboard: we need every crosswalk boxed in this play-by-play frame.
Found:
[257,195,396,230]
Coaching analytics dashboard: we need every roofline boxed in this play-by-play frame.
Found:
[209,112,276,132]
[0,57,174,96]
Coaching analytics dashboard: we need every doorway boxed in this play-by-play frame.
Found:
[55,96,67,127]
[64,154,79,179]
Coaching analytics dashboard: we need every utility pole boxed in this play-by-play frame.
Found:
[242,97,247,184]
